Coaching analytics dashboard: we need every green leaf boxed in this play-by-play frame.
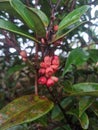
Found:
[62,48,89,76]
[64,83,98,97]
[51,97,73,121]
[29,8,49,27]
[53,22,85,42]
[59,5,90,30]
[91,101,98,116]
[79,97,95,117]
[10,0,46,38]
[88,49,98,63]
[0,95,54,130]
[67,109,89,129]
[0,19,39,43]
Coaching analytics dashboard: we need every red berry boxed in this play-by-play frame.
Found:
[53,25,59,31]
[45,67,54,77]
[53,55,59,60]
[38,77,47,85]
[20,50,27,58]
[46,78,55,87]
[38,68,45,75]
[44,56,51,62]
[51,76,58,82]
[51,65,59,71]
[40,62,46,68]
[41,38,45,44]
[52,59,60,66]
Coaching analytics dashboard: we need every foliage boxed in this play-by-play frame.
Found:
[0,0,98,130]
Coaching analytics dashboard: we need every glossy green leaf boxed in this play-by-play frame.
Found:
[0,95,54,130]
[0,19,39,43]
[64,83,98,97]
[59,5,89,30]
[10,0,46,38]
[91,101,98,116]
[79,97,95,117]
[62,48,89,76]
[51,97,73,121]
[67,109,89,129]
[53,22,85,42]
[29,8,49,27]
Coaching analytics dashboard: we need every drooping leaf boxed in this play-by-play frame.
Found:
[64,83,98,97]
[67,109,89,129]
[58,5,90,30]
[0,19,39,43]
[0,95,54,130]
[79,97,95,117]
[10,0,46,38]
[51,97,73,121]
[62,48,89,76]
[91,101,98,116]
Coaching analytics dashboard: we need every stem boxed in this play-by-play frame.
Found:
[34,43,39,95]
[55,0,62,11]
[47,87,67,120]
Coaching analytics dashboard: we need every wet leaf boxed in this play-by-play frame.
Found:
[0,95,54,130]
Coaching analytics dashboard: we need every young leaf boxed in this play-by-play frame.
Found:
[10,0,46,38]
[79,97,95,117]
[62,48,89,76]
[0,95,54,130]
[59,5,90,30]
[67,109,89,129]
[64,83,98,97]
[0,19,39,43]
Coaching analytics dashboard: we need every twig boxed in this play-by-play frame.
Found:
[55,0,62,11]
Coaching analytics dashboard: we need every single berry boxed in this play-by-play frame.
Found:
[38,76,47,85]
[38,68,46,75]
[20,50,27,58]
[45,67,54,77]
[51,76,58,82]
[46,78,55,87]
[52,59,60,66]
[51,65,59,71]
[53,25,59,31]
[41,38,45,44]
[40,62,46,68]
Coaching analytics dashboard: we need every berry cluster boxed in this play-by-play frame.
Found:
[38,55,59,87]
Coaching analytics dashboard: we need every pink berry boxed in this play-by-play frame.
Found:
[53,25,59,31]
[46,78,55,87]
[41,38,45,44]
[20,50,27,58]
[45,67,54,77]
[38,77,47,85]
[51,76,58,82]
[52,59,60,66]
[38,68,46,75]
